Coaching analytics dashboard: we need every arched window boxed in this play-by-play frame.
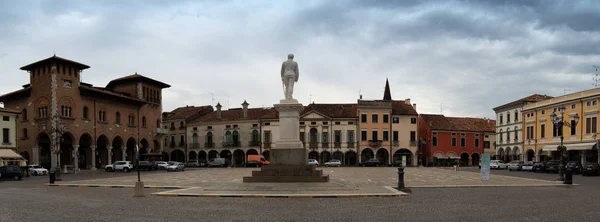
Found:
[128,115,134,126]
[252,130,259,143]
[225,131,232,146]
[506,128,510,142]
[507,112,511,123]
[83,106,89,119]
[22,109,27,121]
[142,116,146,127]
[514,110,518,121]
[514,127,518,140]
[205,132,213,147]
[22,128,28,139]
[499,129,503,141]
[232,131,240,146]
[192,133,199,143]
[115,112,121,124]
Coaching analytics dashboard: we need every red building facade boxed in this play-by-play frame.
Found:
[419,114,495,166]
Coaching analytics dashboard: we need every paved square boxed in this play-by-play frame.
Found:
[51,167,561,189]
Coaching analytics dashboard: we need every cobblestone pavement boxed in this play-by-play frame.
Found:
[47,167,560,188]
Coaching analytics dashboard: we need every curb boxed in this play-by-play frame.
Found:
[406,183,577,188]
[151,193,407,198]
[42,183,189,189]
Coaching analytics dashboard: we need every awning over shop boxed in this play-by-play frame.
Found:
[0,149,25,166]
[565,142,597,151]
[433,152,445,158]
[542,142,597,152]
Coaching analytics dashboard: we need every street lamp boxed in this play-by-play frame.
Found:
[550,105,579,181]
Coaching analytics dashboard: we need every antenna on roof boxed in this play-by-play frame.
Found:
[594,65,600,88]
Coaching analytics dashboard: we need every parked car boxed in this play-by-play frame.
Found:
[154,161,169,170]
[308,159,319,167]
[490,160,508,169]
[582,163,600,176]
[207,158,228,167]
[533,162,546,172]
[360,159,381,167]
[247,155,270,166]
[28,165,48,176]
[184,160,201,167]
[136,161,156,171]
[521,161,534,171]
[243,160,262,167]
[544,160,560,173]
[0,165,23,180]
[324,159,342,167]
[166,162,185,172]
[508,160,524,171]
[566,161,583,174]
[105,161,133,172]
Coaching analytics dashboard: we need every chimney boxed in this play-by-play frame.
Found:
[405,98,411,105]
[216,102,222,120]
[242,100,249,120]
[413,103,417,111]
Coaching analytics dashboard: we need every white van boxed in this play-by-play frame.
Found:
[208,158,227,167]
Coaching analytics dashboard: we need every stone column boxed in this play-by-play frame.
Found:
[122,146,127,161]
[107,146,113,165]
[90,145,97,170]
[32,146,39,165]
[72,145,79,172]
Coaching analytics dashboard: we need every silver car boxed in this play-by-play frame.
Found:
[166,162,185,172]
[324,159,342,167]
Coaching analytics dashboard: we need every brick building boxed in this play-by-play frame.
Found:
[419,114,495,166]
[0,55,170,171]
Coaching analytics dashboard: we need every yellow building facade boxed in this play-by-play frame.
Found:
[522,88,600,165]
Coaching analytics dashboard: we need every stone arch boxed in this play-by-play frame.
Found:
[170,149,185,162]
[188,151,197,161]
[78,133,93,169]
[376,148,389,165]
[460,152,470,166]
[220,150,232,164]
[393,149,413,166]
[140,138,149,159]
[526,149,535,161]
[59,131,76,168]
[497,147,504,160]
[446,151,458,158]
[233,149,245,166]
[332,151,344,163]
[471,153,480,166]
[96,135,109,168]
[308,150,319,160]
[208,150,219,159]
[112,136,124,161]
[198,150,207,162]
[153,140,160,152]
[126,137,136,162]
[20,151,30,164]
[262,150,270,161]
[433,151,445,158]
[321,151,331,163]
[345,151,357,165]
[512,146,521,161]
[361,148,374,162]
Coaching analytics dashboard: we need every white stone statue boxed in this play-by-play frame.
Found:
[281,54,299,100]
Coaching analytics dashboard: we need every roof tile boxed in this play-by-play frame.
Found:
[421,114,495,132]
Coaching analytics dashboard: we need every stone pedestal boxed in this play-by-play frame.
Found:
[244,99,329,183]
[134,181,145,197]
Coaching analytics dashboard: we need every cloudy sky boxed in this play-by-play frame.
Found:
[1,0,599,118]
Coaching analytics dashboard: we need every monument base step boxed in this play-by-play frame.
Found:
[243,165,329,183]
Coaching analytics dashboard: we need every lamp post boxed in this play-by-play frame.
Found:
[550,105,580,181]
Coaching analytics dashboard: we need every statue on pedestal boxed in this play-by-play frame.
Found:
[281,54,299,100]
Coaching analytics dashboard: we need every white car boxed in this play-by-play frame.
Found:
[308,159,319,167]
[166,162,185,172]
[490,160,508,170]
[155,161,169,170]
[28,165,48,176]
[105,161,133,172]
[324,159,342,167]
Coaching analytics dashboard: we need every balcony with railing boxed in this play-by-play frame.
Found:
[369,140,382,148]
[410,141,417,146]
[309,141,318,149]
[222,142,241,148]
[393,141,399,146]
[321,142,329,148]
[189,143,201,149]
[248,141,261,147]
[154,128,169,134]
[264,142,272,148]
[347,142,355,148]
[334,142,341,148]
[204,142,215,148]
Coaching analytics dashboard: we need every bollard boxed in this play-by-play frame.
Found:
[564,168,573,185]
[49,171,56,184]
[397,167,405,190]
